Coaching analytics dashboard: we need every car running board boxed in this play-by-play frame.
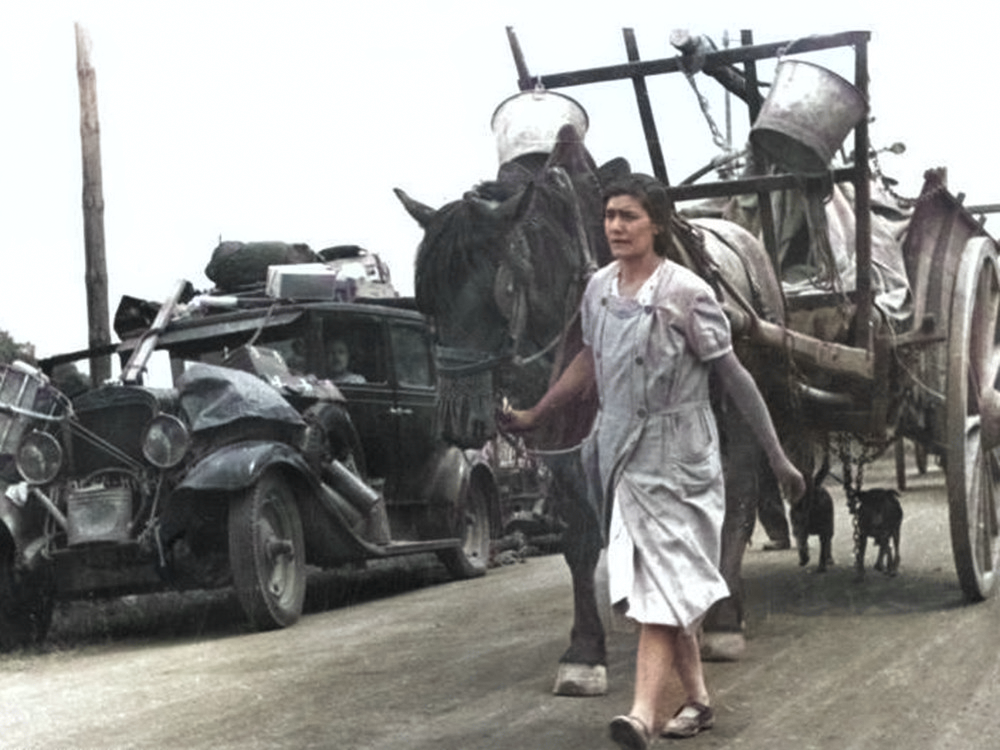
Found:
[358,538,463,558]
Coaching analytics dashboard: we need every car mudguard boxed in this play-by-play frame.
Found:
[177,440,318,493]
[419,444,469,506]
[419,445,501,533]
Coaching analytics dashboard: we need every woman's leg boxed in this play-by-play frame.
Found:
[658,624,716,738]
[628,623,679,730]
[673,627,711,705]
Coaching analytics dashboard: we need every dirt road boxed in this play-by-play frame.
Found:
[2,452,1000,749]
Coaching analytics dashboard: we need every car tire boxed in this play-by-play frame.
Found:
[0,547,55,652]
[437,475,491,580]
[228,470,306,630]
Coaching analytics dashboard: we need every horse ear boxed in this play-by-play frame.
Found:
[394,188,437,229]
[598,157,632,186]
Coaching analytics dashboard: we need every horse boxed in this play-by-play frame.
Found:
[396,124,807,691]
[396,123,622,695]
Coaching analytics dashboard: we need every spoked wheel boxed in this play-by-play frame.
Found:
[946,237,1000,601]
[229,470,306,629]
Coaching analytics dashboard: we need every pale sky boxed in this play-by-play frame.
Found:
[2,1,997,358]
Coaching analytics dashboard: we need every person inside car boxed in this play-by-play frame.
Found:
[330,338,366,384]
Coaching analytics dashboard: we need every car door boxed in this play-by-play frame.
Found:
[313,310,396,490]
[387,318,438,497]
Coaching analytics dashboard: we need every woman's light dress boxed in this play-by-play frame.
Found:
[581,259,732,629]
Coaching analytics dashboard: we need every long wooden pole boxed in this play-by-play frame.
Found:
[622,28,668,184]
[75,22,111,385]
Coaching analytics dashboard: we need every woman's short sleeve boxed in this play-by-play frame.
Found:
[686,290,732,362]
[580,273,603,348]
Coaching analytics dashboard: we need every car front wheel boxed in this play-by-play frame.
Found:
[228,470,306,630]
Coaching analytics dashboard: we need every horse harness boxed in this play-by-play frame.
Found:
[492,165,598,372]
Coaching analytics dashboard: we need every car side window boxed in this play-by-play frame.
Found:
[322,315,386,385]
[390,324,433,387]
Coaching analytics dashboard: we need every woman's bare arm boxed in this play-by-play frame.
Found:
[712,350,806,503]
[499,346,596,433]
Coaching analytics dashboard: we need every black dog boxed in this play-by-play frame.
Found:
[852,488,903,578]
[790,456,835,572]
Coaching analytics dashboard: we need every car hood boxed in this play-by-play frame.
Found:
[177,362,306,433]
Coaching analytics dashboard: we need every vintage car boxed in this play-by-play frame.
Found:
[0,284,499,650]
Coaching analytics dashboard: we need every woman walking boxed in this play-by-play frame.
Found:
[501,173,804,748]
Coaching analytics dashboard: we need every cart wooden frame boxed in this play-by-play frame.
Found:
[504,28,1000,601]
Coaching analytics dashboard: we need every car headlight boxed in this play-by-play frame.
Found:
[142,414,190,468]
[16,431,63,484]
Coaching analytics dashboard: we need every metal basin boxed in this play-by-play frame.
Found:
[750,60,868,173]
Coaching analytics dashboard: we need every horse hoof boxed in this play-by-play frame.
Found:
[553,663,608,696]
[700,631,746,662]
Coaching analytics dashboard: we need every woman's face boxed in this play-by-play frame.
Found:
[604,194,659,261]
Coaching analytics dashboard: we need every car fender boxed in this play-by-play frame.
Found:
[178,440,317,493]
[465,448,502,538]
[419,444,468,506]
[420,445,501,537]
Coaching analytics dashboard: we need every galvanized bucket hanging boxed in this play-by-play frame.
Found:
[750,60,868,173]
[491,88,589,165]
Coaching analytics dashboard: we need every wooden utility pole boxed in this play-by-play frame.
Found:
[75,22,111,384]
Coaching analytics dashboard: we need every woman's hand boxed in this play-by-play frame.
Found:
[496,401,538,434]
[771,454,806,507]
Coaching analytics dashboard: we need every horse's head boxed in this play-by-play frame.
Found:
[396,185,532,356]
[397,123,625,450]
[395,184,532,448]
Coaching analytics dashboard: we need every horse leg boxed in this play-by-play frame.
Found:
[536,447,608,696]
[702,400,760,661]
[555,517,606,695]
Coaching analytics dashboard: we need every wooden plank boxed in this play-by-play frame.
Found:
[505,26,533,90]
[622,28,668,184]
[665,167,857,202]
[531,30,871,90]
[851,36,873,348]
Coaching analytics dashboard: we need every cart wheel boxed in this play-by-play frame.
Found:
[946,236,1000,601]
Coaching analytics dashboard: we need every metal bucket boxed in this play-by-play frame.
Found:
[66,484,132,545]
[750,60,868,173]
[491,88,589,165]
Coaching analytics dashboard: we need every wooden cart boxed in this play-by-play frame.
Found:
[505,28,1000,601]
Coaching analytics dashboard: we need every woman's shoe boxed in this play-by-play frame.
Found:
[609,714,651,750]
[662,701,715,738]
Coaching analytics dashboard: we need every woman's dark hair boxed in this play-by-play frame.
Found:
[603,173,675,257]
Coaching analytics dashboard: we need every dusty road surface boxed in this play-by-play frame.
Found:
[3,450,1000,749]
